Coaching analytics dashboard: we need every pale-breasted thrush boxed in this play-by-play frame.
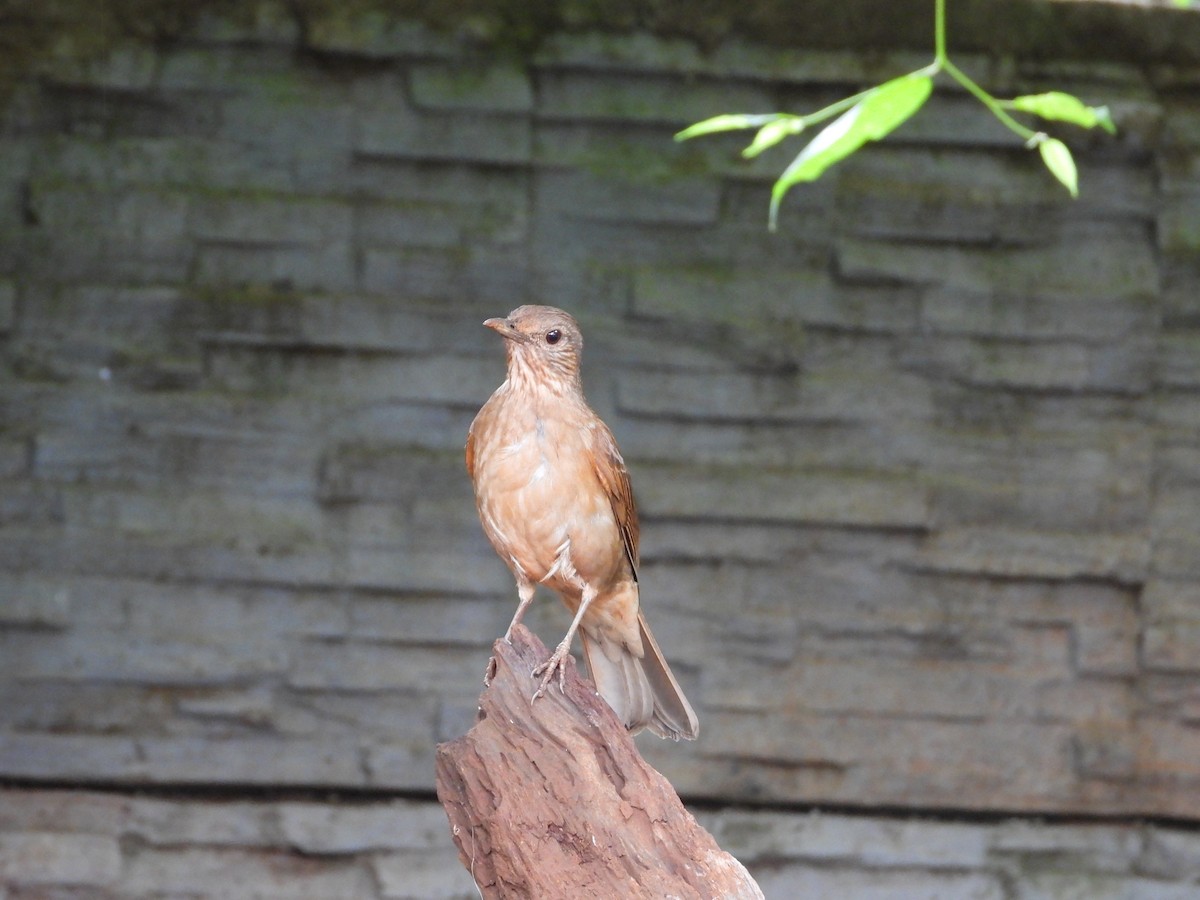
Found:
[466,305,699,740]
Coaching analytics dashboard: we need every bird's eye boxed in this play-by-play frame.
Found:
[545,329,561,345]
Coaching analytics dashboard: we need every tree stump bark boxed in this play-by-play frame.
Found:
[435,625,763,899]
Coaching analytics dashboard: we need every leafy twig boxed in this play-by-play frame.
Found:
[676,0,1116,230]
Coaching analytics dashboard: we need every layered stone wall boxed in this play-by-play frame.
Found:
[2,5,1200,896]
[5,789,1200,898]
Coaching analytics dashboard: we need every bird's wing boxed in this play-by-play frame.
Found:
[591,422,640,577]
[464,421,477,481]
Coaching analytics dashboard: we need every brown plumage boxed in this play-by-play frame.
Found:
[466,305,699,741]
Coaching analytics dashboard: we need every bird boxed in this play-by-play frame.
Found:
[465,305,699,741]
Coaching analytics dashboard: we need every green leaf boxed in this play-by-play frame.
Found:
[1090,106,1117,136]
[768,73,933,230]
[741,117,805,158]
[1009,92,1117,135]
[1038,137,1078,198]
[675,113,785,142]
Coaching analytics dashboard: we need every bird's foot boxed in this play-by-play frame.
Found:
[531,641,571,702]
[483,655,498,687]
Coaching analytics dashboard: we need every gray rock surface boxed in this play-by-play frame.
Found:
[2,10,1200,897]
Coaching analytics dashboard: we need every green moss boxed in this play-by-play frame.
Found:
[2,0,1198,106]
[0,0,240,93]
[572,139,710,184]
[191,282,304,309]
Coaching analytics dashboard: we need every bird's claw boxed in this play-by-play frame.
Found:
[530,649,569,702]
[483,655,498,687]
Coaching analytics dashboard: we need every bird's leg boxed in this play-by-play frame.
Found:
[502,578,537,642]
[532,583,596,701]
[487,579,537,687]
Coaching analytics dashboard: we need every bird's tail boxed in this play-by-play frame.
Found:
[580,612,699,741]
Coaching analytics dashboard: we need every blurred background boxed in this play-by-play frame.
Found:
[3,0,1200,896]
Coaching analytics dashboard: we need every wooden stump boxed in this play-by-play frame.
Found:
[435,625,763,899]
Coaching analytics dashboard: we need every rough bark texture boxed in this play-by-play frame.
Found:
[435,626,763,899]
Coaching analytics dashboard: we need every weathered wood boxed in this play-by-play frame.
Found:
[436,625,763,899]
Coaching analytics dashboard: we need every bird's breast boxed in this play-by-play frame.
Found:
[471,399,622,589]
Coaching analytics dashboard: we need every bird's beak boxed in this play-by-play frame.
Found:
[483,317,530,343]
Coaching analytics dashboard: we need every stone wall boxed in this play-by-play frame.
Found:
[5,789,1200,899]
[2,5,1200,896]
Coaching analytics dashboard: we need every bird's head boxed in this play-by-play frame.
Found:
[484,305,584,393]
